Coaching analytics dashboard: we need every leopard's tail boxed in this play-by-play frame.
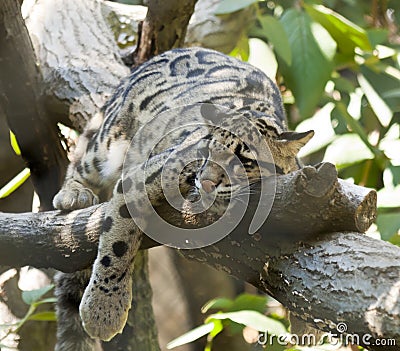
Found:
[54,270,101,351]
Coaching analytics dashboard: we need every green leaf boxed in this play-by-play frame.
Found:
[296,102,336,157]
[9,130,21,155]
[27,311,57,322]
[367,29,389,47]
[380,130,400,167]
[333,77,356,94]
[32,297,58,307]
[229,35,250,61]
[357,74,393,127]
[334,102,386,167]
[215,0,258,14]
[228,293,268,313]
[374,45,397,60]
[376,212,400,241]
[203,294,268,313]
[339,160,382,189]
[0,168,31,199]
[202,297,233,313]
[304,4,372,54]
[248,38,278,79]
[257,15,292,65]
[323,134,374,168]
[167,322,216,349]
[207,310,287,334]
[21,285,54,305]
[279,8,336,117]
[207,319,224,347]
[377,186,400,208]
[383,88,400,99]
[361,65,400,114]
[388,165,400,186]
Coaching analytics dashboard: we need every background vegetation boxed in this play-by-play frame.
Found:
[235,0,400,244]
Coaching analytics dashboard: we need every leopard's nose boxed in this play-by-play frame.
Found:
[201,179,216,193]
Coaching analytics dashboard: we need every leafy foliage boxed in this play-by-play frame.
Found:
[0,285,56,347]
[167,294,287,350]
[0,132,30,199]
[243,0,400,245]
[0,168,31,199]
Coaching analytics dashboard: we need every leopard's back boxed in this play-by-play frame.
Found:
[101,47,285,145]
[65,47,287,201]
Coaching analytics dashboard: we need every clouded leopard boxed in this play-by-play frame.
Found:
[53,47,313,350]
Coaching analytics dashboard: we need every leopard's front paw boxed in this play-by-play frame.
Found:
[79,270,132,341]
[53,181,99,210]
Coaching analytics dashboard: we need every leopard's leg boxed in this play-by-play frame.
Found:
[53,115,127,211]
[79,149,180,341]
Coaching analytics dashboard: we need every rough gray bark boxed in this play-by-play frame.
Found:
[0,0,68,210]
[262,232,400,351]
[1,162,394,351]
[23,0,130,132]
[0,163,376,269]
[133,0,198,64]
[23,0,254,132]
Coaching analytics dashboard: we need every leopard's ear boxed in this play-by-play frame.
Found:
[277,130,314,155]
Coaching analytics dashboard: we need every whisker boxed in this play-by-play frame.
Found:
[232,196,248,206]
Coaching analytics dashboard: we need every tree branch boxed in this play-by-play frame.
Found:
[133,0,198,65]
[24,0,130,131]
[0,0,68,209]
[101,0,256,56]
[0,163,375,269]
[1,162,393,350]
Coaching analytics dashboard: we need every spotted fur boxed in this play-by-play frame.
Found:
[53,47,313,349]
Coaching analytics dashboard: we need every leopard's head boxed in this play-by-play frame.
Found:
[194,110,314,200]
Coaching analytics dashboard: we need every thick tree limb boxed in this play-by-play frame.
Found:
[0,0,68,209]
[0,163,375,269]
[1,162,394,350]
[23,0,130,131]
[133,0,198,64]
[262,232,400,350]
